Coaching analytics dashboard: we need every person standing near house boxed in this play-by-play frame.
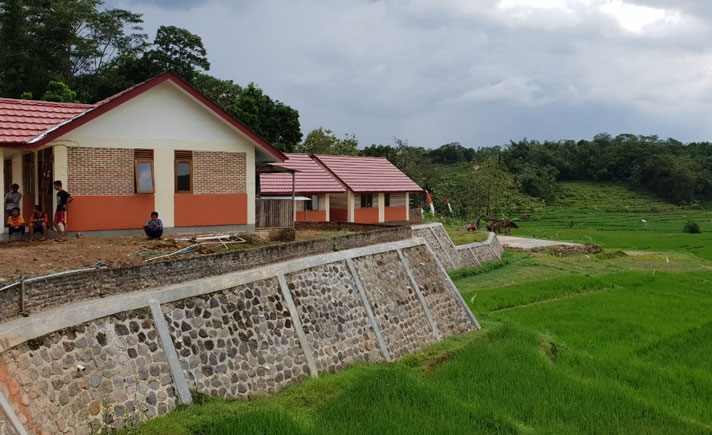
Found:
[4,184,22,227]
[144,211,163,239]
[53,180,72,241]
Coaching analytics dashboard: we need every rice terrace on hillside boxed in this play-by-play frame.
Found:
[135,183,712,434]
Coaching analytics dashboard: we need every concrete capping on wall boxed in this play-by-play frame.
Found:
[0,236,479,434]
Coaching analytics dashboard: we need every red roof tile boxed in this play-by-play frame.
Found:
[314,155,423,193]
[0,99,93,144]
[261,153,345,194]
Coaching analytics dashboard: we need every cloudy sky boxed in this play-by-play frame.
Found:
[106,0,712,148]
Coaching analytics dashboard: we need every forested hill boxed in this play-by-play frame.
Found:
[360,135,712,218]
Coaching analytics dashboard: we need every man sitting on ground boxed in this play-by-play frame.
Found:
[144,211,163,239]
[7,207,25,241]
[29,204,48,241]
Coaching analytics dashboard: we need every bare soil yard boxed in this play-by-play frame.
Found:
[0,229,348,281]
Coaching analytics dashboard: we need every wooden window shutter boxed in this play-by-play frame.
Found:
[134,149,153,160]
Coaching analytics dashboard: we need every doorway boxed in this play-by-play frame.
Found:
[37,148,54,215]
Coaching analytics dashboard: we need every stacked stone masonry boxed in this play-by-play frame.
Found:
[162,278,310,399]
[402,245,475,336]
[0,310,177,435]
[410,223,504,270]
[0,225,503,434]
[352,251,438,359]
[287,263,383,373]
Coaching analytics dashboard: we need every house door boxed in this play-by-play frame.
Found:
[3,159,11,194]
[37,148,54,214]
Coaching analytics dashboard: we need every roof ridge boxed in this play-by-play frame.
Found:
[0,97,94,108]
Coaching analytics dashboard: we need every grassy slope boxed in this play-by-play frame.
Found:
[136,182,712,435]
[512,182,712,260]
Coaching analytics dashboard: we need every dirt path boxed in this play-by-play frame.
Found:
[497,236,584,249]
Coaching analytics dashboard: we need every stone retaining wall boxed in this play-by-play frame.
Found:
[0,237,479,434]
[410,223,504,270]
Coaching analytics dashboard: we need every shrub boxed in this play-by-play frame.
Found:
[683,220,701,234]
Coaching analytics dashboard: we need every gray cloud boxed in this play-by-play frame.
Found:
[105,0,712,147]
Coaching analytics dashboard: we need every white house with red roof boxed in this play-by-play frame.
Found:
[259,153,345,222]
[313,155,422,224]
[0,72,286,234]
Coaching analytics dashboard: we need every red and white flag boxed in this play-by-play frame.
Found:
[445,197,453,215]
[425,190,435,217]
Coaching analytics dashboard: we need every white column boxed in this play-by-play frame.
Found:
[153,149,174,227]
[246,148,256,226]
[405,192,410,222]
[324,194,330,221]
[0,148,4,234]
[378,193,385,223]
[34,151,40,204]
[347,190,355,223]
[53,145,68,215]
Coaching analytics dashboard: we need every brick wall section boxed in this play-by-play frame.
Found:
[193,151,246,194]
[0,227,412,323]
[67,147,134,196]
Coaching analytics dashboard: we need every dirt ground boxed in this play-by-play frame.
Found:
[0,230,346,281]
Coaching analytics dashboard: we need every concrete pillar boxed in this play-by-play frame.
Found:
[324,194,330,221]
[246,148,256,225]
[153,149,174,227]
[347,190,355,223]
[377,193,385,223]
[405,192,410,221]
[34,150,39,204]
[53,145,68,215]
[11,152,22,194]
[0,148,4,234]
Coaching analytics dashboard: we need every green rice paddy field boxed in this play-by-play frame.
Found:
[138,183,712,435]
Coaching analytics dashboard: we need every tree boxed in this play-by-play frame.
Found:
[194,75,303,152]
[41,81,79,103]
[299,128,359,156]
[146,25,209,81]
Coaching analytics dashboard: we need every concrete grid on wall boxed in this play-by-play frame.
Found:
[0,236,480,434]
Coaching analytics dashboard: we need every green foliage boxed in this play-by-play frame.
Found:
[194,74,302,152]
[147,25,209,81]
[683,220,700,233]
[298,127,359,156]
[41,81,79,103]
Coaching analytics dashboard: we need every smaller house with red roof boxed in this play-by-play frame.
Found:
[259,153,345,222]
[313,155,422,224]
[0,72,286,235]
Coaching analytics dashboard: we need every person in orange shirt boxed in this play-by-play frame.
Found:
[7,207,26,241]
[28,204,48,241]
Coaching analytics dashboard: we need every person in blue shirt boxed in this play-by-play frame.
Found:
[144,211,163,239]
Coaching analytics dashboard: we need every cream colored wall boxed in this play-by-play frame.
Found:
[378,193,385,223]
[44,80,272,227]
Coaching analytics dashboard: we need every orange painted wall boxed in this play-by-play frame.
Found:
[354,207,379,224]
[384,206,407,222]
[330,208,348,222]
[174,193,247,227]
[296,210,327,222]
[67,195,155,231]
